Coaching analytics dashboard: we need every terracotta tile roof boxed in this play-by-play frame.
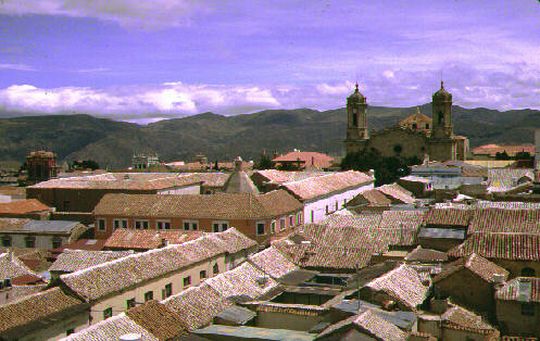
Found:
[0,218,83,234]
[379,210,425,230]
[496,277,540,303]
[94,192,301,220]
[399,175,431,184]
[11,274,45,285]
[472,144,535,157]
[49,249,134,273]
[442,305,499,335]
[104,229,203,250]
[0,287,84,335]
[256,189,304,216]
[248,246,298,279]
[29,172,203,190]
[281,170,374,201]
[272,151,334,169]
[253,169,329,185]
[320,213,382,229]
[126,300,187,340]
[377,183,415,204]
[346,189,392,207]
[364,264,429,311]
[0,218,31,230]
[202,228,258,254]
[0,199,51,215]
[205,262,279,300]
[424,207,473,227]
[317,309,407,341]
[163,283,232,331]
[405,246,448,263]
[477,201,540,209]
[61,234,226,301]
[182,172,230,187]
[448,233,540,261]
[52,239,107,254]
[434,253,509,284]
[62,313,158,341]
[0,252,37,279]
[247,302,326,316]
[469,208,540,234]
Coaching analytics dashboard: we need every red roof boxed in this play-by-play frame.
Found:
[272,152,334,169]
[449,233,540,261]
[0,199,51,215]
[11,274,45,285]
[104,229,203,250]
[472,144,535,157]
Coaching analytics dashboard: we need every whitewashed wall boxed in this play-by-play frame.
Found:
[304,183,374,223]
[157,184,201,195]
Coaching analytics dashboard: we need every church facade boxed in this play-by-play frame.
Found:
[344,82,468,162]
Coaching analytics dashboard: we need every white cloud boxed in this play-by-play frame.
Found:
[0,63,36,71]
[0,0,209,29]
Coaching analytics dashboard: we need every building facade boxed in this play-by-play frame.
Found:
[344,82,469,162]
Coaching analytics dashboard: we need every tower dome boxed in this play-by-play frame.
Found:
[347,83,366,102]
[432,81,452,101]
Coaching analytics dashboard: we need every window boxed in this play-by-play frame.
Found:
[183,276,191,287]
[325,205,329,214]
[200,270,207,280]
[25,236,35,248]
[412,123,417,130]
[426,123,430,129]
[183,220,198,231]
[289,215,294,227]
[296,212,302,225]
[66,329,75,336]
[163,283,172,299]
[103,307,113,320]
[144,291,153,302]
[135,220,149,229]
[522,267,536,277]
[212,221,229,232]
[114,219,128,229]
[522,302,535,316]
[1,236,11,247]
[352,113,358,127]
[335,202,338,211]
[63,200,70,211]
[51,237,62,249]
[311,211,314,223]
[156,221,171,230]
[126,298,136,309]
[97,219,106,231]
[270,221,276,234]
[213,263,220,275]
[256,222,265,236]
[280,218,286,230]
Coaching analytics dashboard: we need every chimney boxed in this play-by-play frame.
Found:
[119,334,142,341]
[234,156,243,171]
[161,238,169,247]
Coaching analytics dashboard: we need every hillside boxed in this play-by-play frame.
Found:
[0,105,539,168]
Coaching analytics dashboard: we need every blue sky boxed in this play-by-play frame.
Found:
[0,0,539,122]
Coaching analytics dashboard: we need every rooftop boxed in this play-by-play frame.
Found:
[0,199,51,215]
[0,218,82,234]
[104,229,203,250]
[248,246,298,280]
[496,277,540,303]
[434,253,509,284]
[272,151,334,169]
[49,249,134,273]
[448,233,540,261]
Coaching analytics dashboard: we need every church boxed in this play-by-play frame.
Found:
[344,82,469,162]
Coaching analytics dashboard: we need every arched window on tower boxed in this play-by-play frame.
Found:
[438,112,444,124]
[352,113,358,127]
[522,267,535,277]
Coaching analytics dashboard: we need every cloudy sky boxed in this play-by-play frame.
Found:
[1,0,539,123]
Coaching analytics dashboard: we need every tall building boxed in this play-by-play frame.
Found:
[344,82,468,162]
[26,151,58,184]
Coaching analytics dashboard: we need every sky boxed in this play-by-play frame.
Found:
[0,0,539,123]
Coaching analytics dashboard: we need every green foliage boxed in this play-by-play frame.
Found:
[495,151,510,160]
[514,151,533,160]
[341,149,418,186]
[255,153,274,170]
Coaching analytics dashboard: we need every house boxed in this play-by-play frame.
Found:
[418,205,472,251]
[376,183,416,204]
[0,199,52,220]
[0,218,87,249]
[251,169,329,192]
[418,304,500,340]
[345,188,392,212]
[398,175,433,197]
[272,151,335,170]
[433,253,509,315]
[279,170,374,223]
[0,287,89,341]
[358,264,429,312]
[496,277,540,336]
[59,229,256,323]
[92,190,303,243]
[26,172,205,214]
[316,309,407,341]
[48,249,134,280]
[0,251,46,304]
[448,233,540,278]
[404,246,448,264]
[472,143,535,159]
[103,228,203,251]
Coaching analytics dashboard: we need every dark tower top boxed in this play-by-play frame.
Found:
[432,81,452,101]
[431,81,453,138]
[346,83,369,141]
[347,83,366,103]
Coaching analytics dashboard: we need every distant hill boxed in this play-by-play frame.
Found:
[0,105,539,168]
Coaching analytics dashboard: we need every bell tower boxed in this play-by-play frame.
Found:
[346,83,369,142]
[431,81,453,138]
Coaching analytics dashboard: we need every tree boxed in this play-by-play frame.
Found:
[341,149,418,186]
[495,151,510,160]
[514,151,533,160]
[255,153,274,170]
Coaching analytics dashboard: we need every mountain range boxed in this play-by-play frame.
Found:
[0,104,539,168]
